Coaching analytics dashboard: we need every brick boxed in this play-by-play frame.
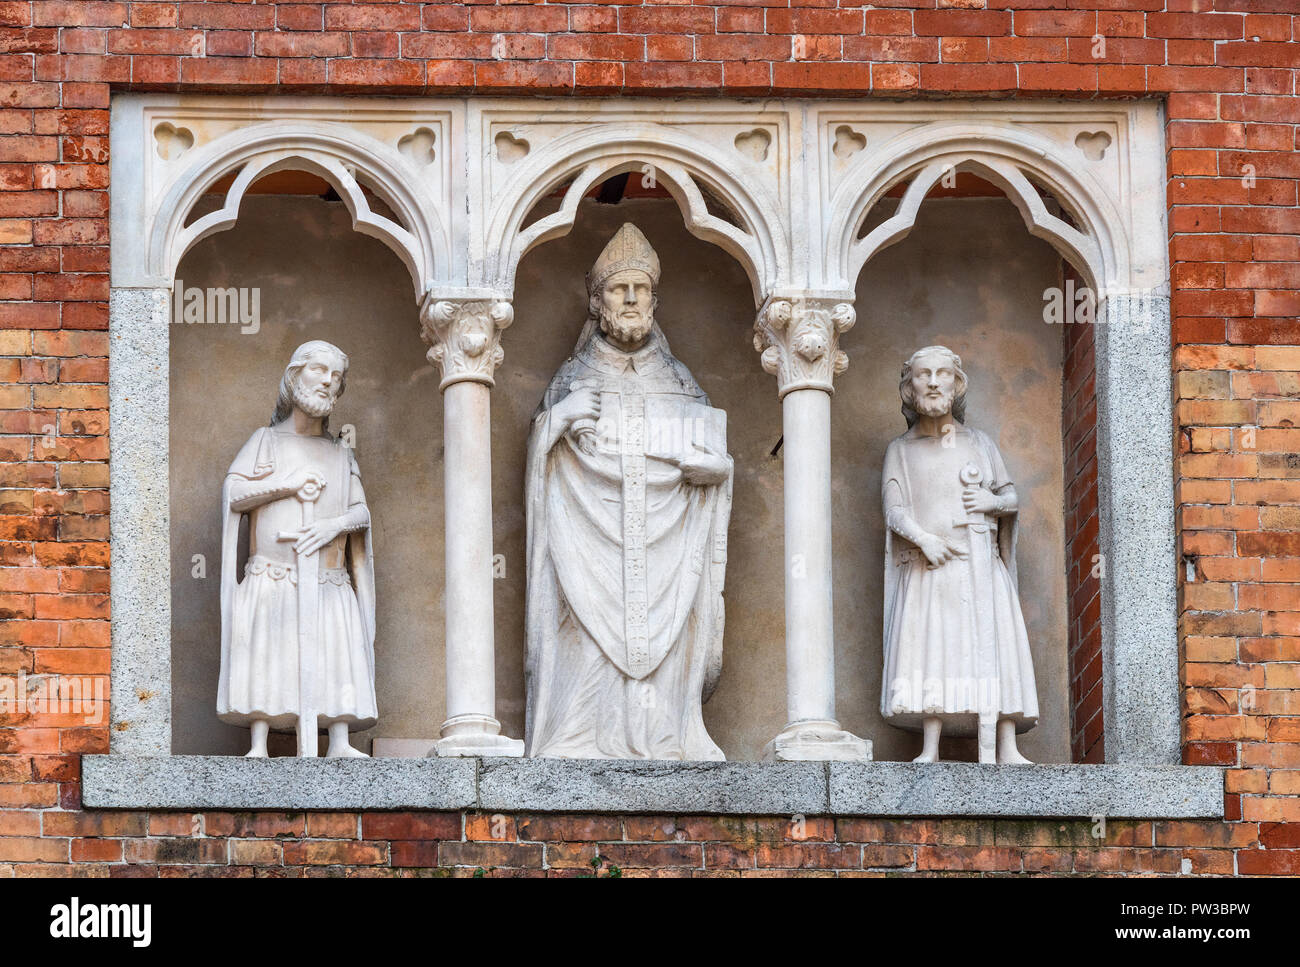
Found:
[230,839,282,866]
[917,845,1022,871]
[767,10,864,34]
[593,842,702,868]
[549,34,643,61]
[475,60,573,91]
[42,810,146,837]
[465,812,516,842]
[181,56,278,87]
[71,838,121,862]
[439,841,543,868]
[389,840,439,867]
[0,835,68,862]
[306,812,357,839]
[360,812,460,841]
[518,814,621,841]
[544,842,600,869]
[178,3,275,30]
[124,837,228,865]
[254,32,348,59]
[914,10,1011,35]
[1150,13,1245,40]
[280,840,386,866]
[846,36,938,62]
[325,4,419,32]
[918,63,1018,90]
[203,812,304,838]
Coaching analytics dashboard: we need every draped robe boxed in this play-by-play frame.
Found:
[525,326,731,759]
[880,424,1038,735]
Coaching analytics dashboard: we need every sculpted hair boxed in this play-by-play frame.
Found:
[271,340,349,430]
[899,345,967,428]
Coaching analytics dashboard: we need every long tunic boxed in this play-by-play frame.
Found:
[880,424,1039,735]
[218,427,378,732]
[525,329,731,759]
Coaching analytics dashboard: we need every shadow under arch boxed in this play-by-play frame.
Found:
[147,123,450,299]
[831,126,1132,297]
[484,126,789,307]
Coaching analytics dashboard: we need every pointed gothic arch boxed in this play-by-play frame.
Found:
[479,124,790,306]
[145,122,451,299]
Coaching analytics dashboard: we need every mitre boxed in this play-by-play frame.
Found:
[587,222,661,294]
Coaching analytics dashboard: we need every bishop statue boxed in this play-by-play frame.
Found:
[525,223,733,759]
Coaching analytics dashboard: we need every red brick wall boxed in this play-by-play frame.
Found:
[1062,265,1103,765]
[0,810,1277,876]
[1,0,1298,876]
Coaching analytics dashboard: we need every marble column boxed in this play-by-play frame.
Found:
[420,294,524,756]
[753,296,872,762]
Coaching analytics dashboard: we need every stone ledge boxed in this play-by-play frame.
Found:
[82,756,478,811]
[828,762,1223,818]
[83,756,1224,818]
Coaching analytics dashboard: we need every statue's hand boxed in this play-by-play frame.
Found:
[678,445,730,486]
[285,518,344,557]
[917,533,968,569]
[961,486,1000,515]
[553,387,601,433]
[284,467,326,499]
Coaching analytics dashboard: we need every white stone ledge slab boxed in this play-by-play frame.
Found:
[829,762,1223,818]
[84,757,1222,817]
[82,756,477,811]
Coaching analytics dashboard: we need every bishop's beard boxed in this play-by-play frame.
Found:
[599,304,653,348]
[291,376,336,420]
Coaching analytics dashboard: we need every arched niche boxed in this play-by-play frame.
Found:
[481,125,789,307]
[167,176,435,755]
[490,183,785,759]
[831,170,1077,763]
[824,121,1175,767]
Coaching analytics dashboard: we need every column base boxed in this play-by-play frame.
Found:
[762,720,873,762]
[431,714,524,758]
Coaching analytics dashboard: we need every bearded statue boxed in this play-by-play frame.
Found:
[880,345,1039,764]
[523,224,733,759]
[218,340,377,758]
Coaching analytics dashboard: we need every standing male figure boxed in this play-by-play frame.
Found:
[218,340,378,757]
[880,345,1038,764]
[525,223,733,759]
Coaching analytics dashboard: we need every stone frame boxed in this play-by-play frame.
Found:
[89,94,1221,817]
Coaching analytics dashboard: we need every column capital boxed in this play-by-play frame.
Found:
[752,295,856,399]
[419,292,514,391]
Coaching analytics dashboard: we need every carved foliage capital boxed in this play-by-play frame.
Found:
[419,296,514,390]
[752,297,855,397]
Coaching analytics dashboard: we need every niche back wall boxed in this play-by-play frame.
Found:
[170,192,1067,762]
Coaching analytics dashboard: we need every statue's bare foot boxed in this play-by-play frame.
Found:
[911,749,939,763]
[245,720,270,758]
[326,743,368,758]
[995,720,1031,764]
